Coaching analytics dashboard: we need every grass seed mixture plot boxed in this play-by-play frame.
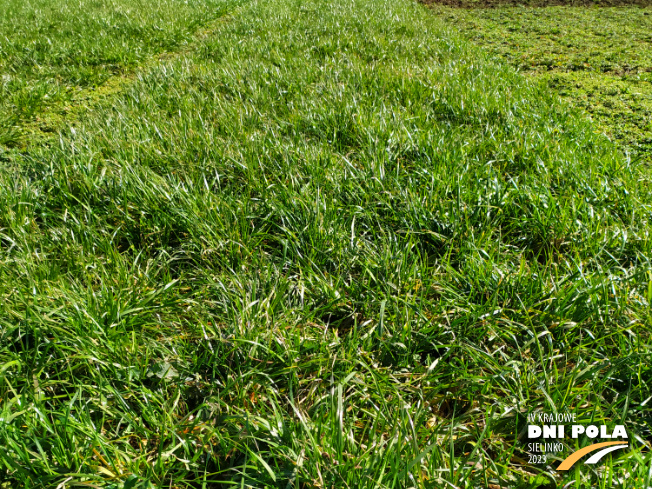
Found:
[0,0,241,146]
[427,4,652,161]
[1,0,651,487]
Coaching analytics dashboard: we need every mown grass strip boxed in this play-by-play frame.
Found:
[425,5,652,161]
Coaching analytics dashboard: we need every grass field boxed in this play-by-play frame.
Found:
[428,5,652,161]
[1,0,652,487]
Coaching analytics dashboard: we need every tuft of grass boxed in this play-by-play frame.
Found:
[1,0,652,487]
[427,5,652,161]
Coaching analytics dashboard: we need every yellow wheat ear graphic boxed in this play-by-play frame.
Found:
[557,442,628,471]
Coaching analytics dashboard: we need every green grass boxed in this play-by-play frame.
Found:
[429,6,652,161]
[1,0,652,487]
[0,0,242,146]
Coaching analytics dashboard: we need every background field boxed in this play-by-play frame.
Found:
[0,0,241,146]
[428,5,652,161]
[1,0,652,488]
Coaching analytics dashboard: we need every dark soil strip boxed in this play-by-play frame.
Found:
[419,0,652,8]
